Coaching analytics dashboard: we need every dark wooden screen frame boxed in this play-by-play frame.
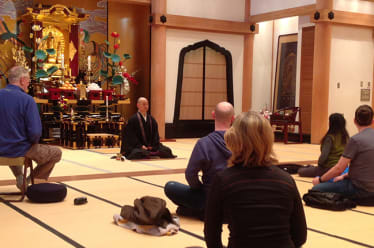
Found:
[169,39,234,138]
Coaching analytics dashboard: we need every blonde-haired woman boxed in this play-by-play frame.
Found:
[204,111,307,248]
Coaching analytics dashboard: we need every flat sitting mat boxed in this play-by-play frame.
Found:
[6,139,371,248]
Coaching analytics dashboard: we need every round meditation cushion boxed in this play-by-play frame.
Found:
[26,183,67,203]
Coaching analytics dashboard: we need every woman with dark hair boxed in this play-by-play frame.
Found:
[298,113,349,177]
[204,111,307,248]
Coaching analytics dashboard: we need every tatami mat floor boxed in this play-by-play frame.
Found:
[1,140,373,248]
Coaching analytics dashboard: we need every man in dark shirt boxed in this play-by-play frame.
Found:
[0,66,62,189]
[164,102,234,219]
[120,97,175,159]
[312,105,374,197]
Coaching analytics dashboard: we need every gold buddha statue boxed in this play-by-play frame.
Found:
[41,26,65,76]
[46,32,57,64]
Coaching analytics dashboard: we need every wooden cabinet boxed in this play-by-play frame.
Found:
[34,97,130,149]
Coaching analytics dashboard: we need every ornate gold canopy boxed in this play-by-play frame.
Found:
[22,4,88,26]
[22,4,89,77]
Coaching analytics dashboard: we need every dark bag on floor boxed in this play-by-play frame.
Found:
[277,163,305,174]
[302,190,356,211]
[350,191,374,206]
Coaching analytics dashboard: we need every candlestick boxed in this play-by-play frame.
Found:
[106,95,109,122]
[87,55,91,71]
[71,107,74,120]
[61,54,64,69]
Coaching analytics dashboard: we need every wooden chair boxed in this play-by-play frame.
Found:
[0,157,34,202]
[270,107,303,144]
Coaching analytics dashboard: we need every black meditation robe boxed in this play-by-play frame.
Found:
[121,112,175,159]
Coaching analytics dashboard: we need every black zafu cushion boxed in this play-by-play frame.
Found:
[26,183,67,203]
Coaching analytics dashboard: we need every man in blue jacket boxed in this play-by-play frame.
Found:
[164,101,234,219]
[0,66,62,189]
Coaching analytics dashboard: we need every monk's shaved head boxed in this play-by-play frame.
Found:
[137,97,149,115]
[137,97,148,104]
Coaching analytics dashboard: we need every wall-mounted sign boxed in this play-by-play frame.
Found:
[360,89,371,101]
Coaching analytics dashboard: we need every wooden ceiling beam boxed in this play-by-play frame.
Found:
[312,9,374,28]
[108,0,151,6]
[248,4,316,23]
[152,13,259,35]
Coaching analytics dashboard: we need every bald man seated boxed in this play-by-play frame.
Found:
[164,102,234,219]
[120,97,176,160]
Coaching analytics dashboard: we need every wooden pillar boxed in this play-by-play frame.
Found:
[151,0,167,138]
[311,0,333,143]
[242,0,254,112]
[371,30,374,129]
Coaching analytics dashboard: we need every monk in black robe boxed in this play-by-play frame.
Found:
[121,97,176,160]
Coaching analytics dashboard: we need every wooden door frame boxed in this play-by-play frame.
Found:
[167,39,234,138]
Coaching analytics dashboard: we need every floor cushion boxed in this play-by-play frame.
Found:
[26,183,67,203]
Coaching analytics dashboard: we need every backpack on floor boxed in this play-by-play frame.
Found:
[302,190,356,211]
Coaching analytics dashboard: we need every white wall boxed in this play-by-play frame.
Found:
[252,21,273,112]
[334,0,374,15]
[165,29,244,123]
[167,0,246,21]
[329,25,373,136]
[251,0,315,16]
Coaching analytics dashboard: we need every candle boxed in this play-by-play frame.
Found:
[87,55,91,71]
[61,54,64,69]
[106,95,109,121]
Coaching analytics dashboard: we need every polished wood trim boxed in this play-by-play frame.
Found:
[242,34,254,112]
[151,25,166,139]
[248,4,316,23]
[299,26,315,135]
[0,168,186,186]
[0,159,318,186]
[153,14,258,35]
[312,10,374,28]
[150,0,166,139]
[316,0,333,9]
[372,30,374,127]
[245,0,251,22]
[108,0,151,5]
[152,0,166,13]
[311,22,331,144]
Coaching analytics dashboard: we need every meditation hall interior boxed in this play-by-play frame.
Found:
[1,0,374,247]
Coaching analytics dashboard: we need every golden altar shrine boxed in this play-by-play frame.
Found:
[22,4,88,79]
